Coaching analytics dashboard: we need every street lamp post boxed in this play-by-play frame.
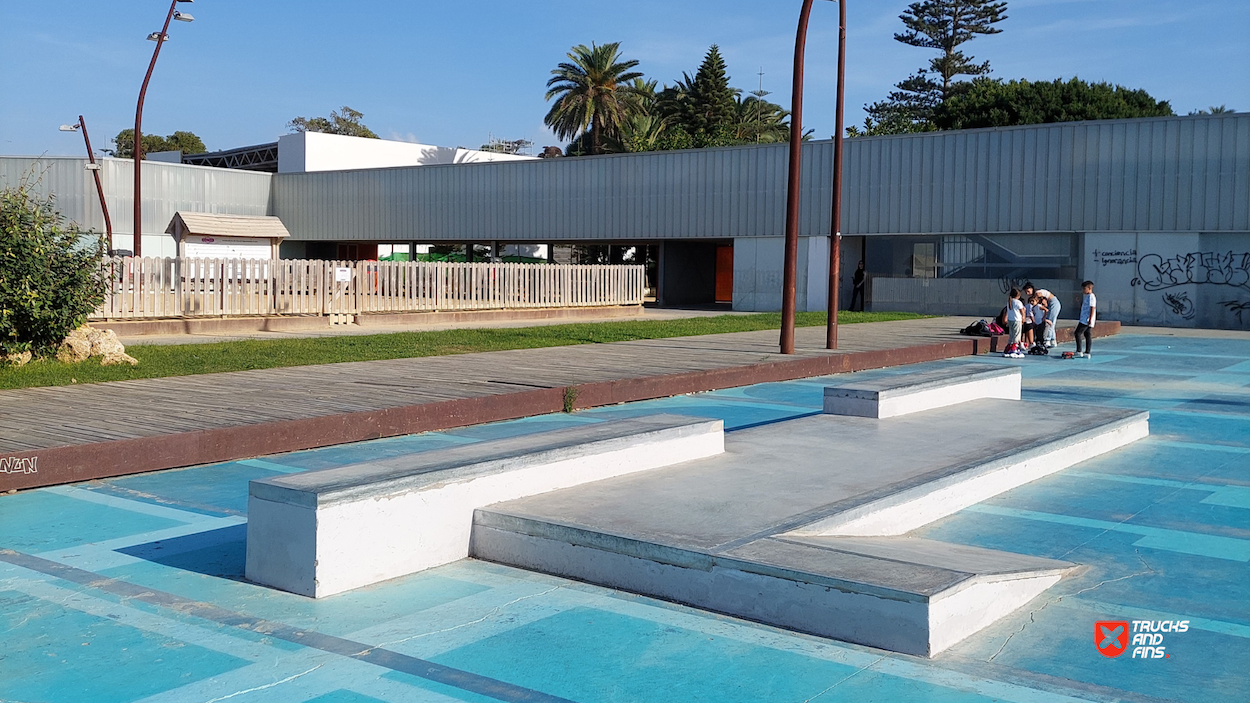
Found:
[60,116,114,253]
[780,0,844,354]
[132,0,194,258]
[825,0,847,350]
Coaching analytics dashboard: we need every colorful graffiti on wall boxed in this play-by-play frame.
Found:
[1132,251,1250,292]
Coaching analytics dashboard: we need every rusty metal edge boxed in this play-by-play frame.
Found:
[1,336,1001,492]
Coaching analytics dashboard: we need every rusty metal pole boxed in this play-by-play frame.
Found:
[781,0,817,355]
[825,0,847,349]
[133,0,181,257]
[77,116,115,253]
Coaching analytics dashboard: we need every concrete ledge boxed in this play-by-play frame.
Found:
[988,320,1121,352]
[94,305,643,337]
[471,514,1074,657]
[245,414,723,597]
[354,305,643,327]
[823,363,1020,418]
[792,408,1149,537]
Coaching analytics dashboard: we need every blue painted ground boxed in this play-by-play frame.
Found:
[2,332,1248,703]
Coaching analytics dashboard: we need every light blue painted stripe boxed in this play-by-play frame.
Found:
[1065,471,1250,508]
[1201,486,1250,509]
[1152,439,1250,454]
[42,485,217,524]
[1064,471,1218,491]
[965,505,1250,562]
[238,458,306,474]
[1221,359,1250,373]
[1065,598,1250,639]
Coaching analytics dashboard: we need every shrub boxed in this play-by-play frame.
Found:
[0,180,107,358]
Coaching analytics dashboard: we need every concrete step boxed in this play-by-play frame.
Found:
[471,513,1073,657]
[823,363,1020,418]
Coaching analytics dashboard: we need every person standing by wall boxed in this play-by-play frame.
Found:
[850,261,866,312]
[1075,281,1097,358]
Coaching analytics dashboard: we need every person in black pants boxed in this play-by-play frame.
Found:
[1074,280,1097,358]
[850,260,866,312]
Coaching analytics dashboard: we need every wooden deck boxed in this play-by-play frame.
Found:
[0,317,1117,490]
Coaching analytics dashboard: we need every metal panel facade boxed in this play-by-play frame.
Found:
[6,114,1245,245]
[271,114,1247,243]
[0,156,273,237]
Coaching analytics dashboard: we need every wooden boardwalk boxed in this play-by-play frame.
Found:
[0,317,1114,490]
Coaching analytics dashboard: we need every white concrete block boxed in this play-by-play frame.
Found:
[245,415,723,598]
[824,364,1021,419]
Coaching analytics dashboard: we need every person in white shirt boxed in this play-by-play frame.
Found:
[1005,288,1026,357]
[1075,280,1097,358]
[1024,283,1060,348]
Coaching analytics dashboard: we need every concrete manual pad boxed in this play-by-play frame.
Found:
[473,398,1148,656]
[823,363,1021,418]
[246,414,723,597]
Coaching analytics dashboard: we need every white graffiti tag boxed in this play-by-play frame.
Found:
[0,457,38,474]
[1133,251,1250,292]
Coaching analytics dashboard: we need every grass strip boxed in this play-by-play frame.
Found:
[0,311,928,390]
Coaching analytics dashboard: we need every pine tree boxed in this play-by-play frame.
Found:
[687,45,738,136]
[856,0,1008,135]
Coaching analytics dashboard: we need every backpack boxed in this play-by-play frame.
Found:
[960,319,991,336]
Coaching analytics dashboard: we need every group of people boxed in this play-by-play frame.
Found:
[1001,281,1097,359]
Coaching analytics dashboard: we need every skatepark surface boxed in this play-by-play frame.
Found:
[2,331,1248,702]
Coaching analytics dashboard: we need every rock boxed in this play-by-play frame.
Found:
[57,327,94,363]
[57,325,138,366]
[4,350,32,367]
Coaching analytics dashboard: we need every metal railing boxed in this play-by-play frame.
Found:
[90,257,646,320]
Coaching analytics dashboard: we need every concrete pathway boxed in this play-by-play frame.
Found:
[1,317,1114,490]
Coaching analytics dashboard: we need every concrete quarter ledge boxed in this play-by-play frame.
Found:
[245,414,724,598]
[823,363,1021,418]
[473,389,1149,657]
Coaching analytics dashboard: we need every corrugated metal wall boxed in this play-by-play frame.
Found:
[6,114,1245,245]
[271,114,1248,242]
[0,156,272,236]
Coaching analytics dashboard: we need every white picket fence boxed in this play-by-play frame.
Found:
[90,257,646,321]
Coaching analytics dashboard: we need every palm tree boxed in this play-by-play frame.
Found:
[545,43,644,155]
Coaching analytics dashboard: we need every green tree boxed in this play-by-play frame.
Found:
[857,0,1008,135]
[1189,105,1235,115]
[732,95,792,143]
[0,180,107,358]
[687,45,739,136]
[933,77,1174,130]
[288,106,379,139]
[106,129,207,158]
[163,131,207,154]
[544,42,644,156]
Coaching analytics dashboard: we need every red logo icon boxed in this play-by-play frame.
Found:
[1096,621,1129,657]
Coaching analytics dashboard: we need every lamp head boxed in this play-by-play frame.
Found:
[173,11,194,21]
[59,124,80,132]
[147,32,166,41]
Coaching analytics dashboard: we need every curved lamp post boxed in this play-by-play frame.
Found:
[780,0,846,354]
[133,0,194,257]
[60,116,115,252]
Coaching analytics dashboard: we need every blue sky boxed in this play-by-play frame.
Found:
[1,0,1246,156]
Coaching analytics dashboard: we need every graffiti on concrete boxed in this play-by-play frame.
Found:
[0,456,37,474]
[1162,292,1196,320]
[1132,252,1250,292]
[1219,300,1250,326]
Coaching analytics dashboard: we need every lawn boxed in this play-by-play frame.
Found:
[0,311,927,390]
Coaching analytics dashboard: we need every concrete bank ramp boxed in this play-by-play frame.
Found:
[472,371,1149,657]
